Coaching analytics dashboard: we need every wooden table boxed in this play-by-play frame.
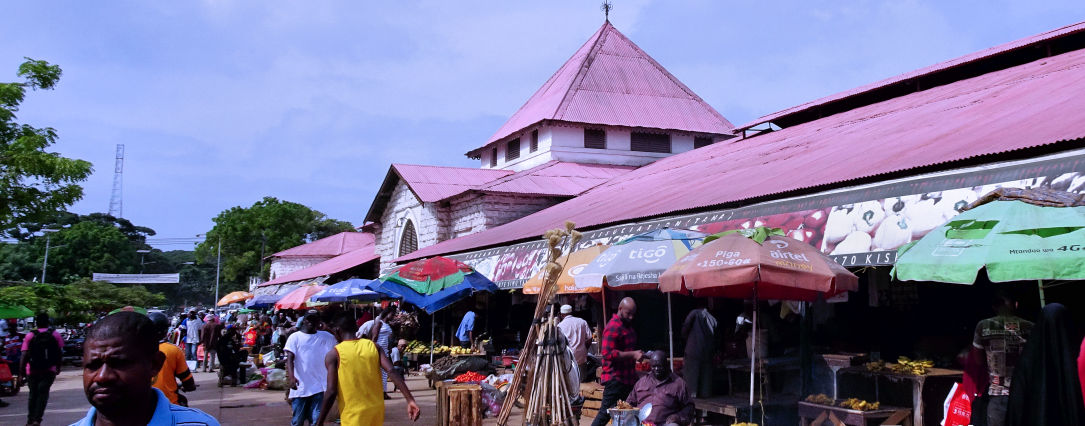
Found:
[838,367,961,426]
[798,401,912,426]
[720,356,801,397]
[692,395,798,423]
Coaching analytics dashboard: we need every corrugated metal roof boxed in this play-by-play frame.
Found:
[258,245,378,287]
[394,164,513,202]
[741,20,1085,130]
[474,161,635,197]
[271,232,374,258]
[399,44,1085,262]
[472,21,733,155]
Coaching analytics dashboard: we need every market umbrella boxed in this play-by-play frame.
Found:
[575,229,705,291]
[108,306,148,315]
[522,244,610,294]
[0,305,33,319]
[381,256,476,295]
[274,285,327,310]
[310,278,391,303]
[892,198,1085,304]
[574,228,705,367]
[216,291,254,307]
[660,228,858,413]
[245,294,283,309]
[378,264,499,365]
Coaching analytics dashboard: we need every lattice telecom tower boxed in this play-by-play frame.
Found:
[108,144,124,218]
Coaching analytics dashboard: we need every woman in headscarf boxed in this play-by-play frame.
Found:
[1006,303,1085,426]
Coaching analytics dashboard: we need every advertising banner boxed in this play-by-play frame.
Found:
[450,152,1085,288]
[91,273,180,284]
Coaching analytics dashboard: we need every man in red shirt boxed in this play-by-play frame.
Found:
[591,297,643,426]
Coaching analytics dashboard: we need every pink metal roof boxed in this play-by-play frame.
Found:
[473,22,733,155]
[393,164,513,202]
[741,20,1085,130]
[400,45,1085,262]
[271,232,375,258]
[471,161,635,197]
[259,245,378,287]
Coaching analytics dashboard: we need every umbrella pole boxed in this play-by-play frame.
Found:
[430,314,435,366]
[667,293,674,371]
[749,290,757,421]
[1038,279,1047,307]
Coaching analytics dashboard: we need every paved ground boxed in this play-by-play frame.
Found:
[0,369,550,426]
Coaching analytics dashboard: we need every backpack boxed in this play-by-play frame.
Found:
[28,329,61,374]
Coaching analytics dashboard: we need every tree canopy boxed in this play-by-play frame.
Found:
[0,279,165,325]
[196,196,354,292]
[0,58,93,230]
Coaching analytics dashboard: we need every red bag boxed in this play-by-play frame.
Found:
[0,363,12,382]
[941,382,972,426]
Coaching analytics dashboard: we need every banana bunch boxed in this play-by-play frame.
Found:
[864,360,887,372]
[890,356,934,375]
[406,340,429,354]
[450,346,475,355]
[804,394,834,405]
[838,398,880,411]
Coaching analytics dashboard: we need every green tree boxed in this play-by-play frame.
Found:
[44,221,139,283]
[0,279,165,325]
[196,196,354,292]
[0,58,93,230]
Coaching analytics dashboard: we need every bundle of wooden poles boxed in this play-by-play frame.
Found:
[497,222,582,426]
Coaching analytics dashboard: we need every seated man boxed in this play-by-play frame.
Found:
[627,351,694,426]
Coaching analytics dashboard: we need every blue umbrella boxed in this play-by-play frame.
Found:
[376,271,497,314]
[245,294,283,309]
[310,278,393,303]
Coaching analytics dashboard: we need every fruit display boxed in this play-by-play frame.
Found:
[804,394,834,405]
[403,340,479,356]
[454,371,486,383]
[838,398,880,411]
[864,357,934,375]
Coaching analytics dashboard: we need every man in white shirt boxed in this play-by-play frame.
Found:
[557,304,592,382]
[285,313,337,426]
[184,310,203,362]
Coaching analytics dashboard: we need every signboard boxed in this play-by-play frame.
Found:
[449,151,1085,288]
[92,273,180,284]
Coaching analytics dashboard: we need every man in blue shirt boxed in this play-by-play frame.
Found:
[72,311,219,426]
[456,310,476,348]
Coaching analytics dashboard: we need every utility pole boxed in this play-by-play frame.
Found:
[215,235,221,314]
[40,229,58,283]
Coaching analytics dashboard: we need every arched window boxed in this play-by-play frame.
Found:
[399,219,418,256]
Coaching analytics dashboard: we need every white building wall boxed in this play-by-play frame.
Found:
[375,180,443,270]
[268,257,331,281]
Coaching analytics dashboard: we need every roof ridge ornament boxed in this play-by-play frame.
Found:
[601,0,612,22]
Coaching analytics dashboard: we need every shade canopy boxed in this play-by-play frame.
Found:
[377,271,498,314]
[275,285,327,310]
[575,228,704,291]
[660,232,858,301]
[217,291,254,306]
[893,200,1085,283]
[523,244,610,294]
[0,305,33,319]
[381,256,476,295]
[310,279,391,303]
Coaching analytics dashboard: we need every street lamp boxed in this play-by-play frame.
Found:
[40,228,59,283]
[137,249,151,274]
[197,234,222,314]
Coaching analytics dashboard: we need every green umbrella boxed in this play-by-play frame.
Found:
[108,306,148,315]
[892,200,1085,303]
[0,305,33,320]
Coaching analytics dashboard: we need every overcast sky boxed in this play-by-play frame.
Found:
[3,1,1083,249]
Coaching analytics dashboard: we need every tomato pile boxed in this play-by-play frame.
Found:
[454,371,486,383]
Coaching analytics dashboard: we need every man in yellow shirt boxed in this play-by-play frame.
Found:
[315,315,419,426]
[149,312,196,405]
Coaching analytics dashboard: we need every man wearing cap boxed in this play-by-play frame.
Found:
[184,310,203,362]
[557,304,592,381]
[200,314,223,372]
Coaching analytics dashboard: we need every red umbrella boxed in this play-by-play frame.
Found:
[659,233,857,301]
[275,285,327,310]
[659,230,857,414]
[381,256,475,295]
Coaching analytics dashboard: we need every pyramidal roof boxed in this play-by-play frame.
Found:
[470,21,734,156]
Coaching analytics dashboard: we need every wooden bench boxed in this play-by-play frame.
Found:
[798,401,912,426]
